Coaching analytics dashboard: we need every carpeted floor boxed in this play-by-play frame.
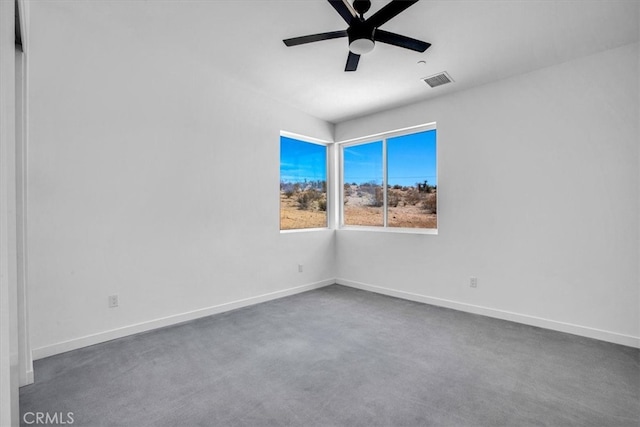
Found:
[19,285,640,426]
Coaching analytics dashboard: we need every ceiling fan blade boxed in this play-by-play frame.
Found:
[283,30,348,47]
[345,51,360,71]
[374,29,430,52]
[328,0,356,24]
[367,0,420,29]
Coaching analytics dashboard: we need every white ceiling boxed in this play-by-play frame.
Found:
[63,0,640,124]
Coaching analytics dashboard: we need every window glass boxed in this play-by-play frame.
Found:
[387,130,437,228]
[343,141,383,226]
[340,126,437,230]
[280,136,327,230]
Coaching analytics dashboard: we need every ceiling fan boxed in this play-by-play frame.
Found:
[283,0,430,72]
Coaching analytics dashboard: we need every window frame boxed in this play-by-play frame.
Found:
[338,123,437,234]
[279,131,332,233]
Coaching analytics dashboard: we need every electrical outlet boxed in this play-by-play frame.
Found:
[298,264,304,273]
[470,277,478,288]
[108,294,119,308]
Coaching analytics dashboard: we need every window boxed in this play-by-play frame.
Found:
[343,141,384,226]
[280,134,328,230]
[341,125,437,230]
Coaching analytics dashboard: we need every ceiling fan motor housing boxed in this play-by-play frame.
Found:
[348,21,375,55]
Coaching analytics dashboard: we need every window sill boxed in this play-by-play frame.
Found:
[337,226,438,235]
[280,227,331,234]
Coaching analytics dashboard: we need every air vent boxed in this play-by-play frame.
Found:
[422,72,454,88]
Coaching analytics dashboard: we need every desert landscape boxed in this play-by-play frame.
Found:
[280,181,436,230]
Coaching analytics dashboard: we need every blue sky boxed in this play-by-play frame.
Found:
[280,130,436,187]
[387,130,437,187]
[343,141,383,185]
[345,130,437,187]
[280,136,327,184]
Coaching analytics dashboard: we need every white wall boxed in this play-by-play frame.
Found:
[27,1,336,358]
[335,43,640,347]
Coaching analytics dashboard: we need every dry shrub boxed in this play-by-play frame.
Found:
[405,188,421,205]
[371,187,384,207]
[387,190,400,207]
[344,184,353,196]
[422,192,437,214]
[297,193,311,210]
[297,189,325,211]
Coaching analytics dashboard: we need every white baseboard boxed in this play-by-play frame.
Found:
[20,369,34,387]
[30,277,640,361]
[32,279,335,361]
[336,278,640,349]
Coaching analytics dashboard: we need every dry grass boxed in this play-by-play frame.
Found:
[344,185,437,229]
[280,186,437,230]
[344,204,436,228]
[280,193,327,230]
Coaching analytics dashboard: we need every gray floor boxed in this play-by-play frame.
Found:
[20,285,640,426]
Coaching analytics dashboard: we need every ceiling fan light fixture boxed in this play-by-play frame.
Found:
[349,38,375,55]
